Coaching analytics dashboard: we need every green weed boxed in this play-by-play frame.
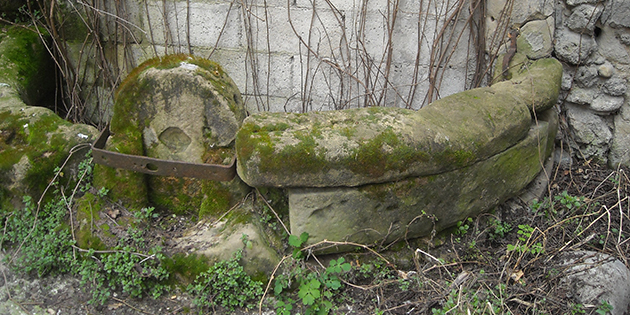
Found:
[596,300,613,315]
[186,249,263,311]
[488,218,513,240]
[507,224,544,255]
[274,232,352,314]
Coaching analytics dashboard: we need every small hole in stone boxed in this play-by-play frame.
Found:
[490,16,495,22]
[594,26,602,38]
[146,163,159,171]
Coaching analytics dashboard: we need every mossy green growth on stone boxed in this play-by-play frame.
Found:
[162,253,211,286]
[0,104,97,207]
[75,193,107,250]
[491,56,562,114]
[96,53,247,216]
[236,58,562,188]
[148,175,249,219]
[0,26,55,105]
[236,93,531,187]
[289,119,553,253]
[0,25,97,209]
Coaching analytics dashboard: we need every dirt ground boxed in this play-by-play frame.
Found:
[1,159,629,315]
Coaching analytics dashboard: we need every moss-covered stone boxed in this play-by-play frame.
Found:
[236,91,531,187]
[0,99,97,209]
[0,23,97,210]
[491,56,563,114]
[288,118,554,253]
[94,54,247,215]
[0,26,55,106]
[172,201,283,279]
[236,57,562,188]
[75,193,107,250]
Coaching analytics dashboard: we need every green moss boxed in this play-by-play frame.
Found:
[75,193,106,250]
[93,164,148,210]
[434,149,477,169]
[339,127,356,138]
[149,177,201,215]
[348,128,429,177]
[0,186,14,213]
[200,180,232,218]
[4,111,76,196]
[261,123,290,132]
[223,206,254,227]
[236,122,273,163]
[265,132,329,175]
[0,26,55,105]
[162,253,210,286]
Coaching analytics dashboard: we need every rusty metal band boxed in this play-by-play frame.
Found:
[92,126,237,181]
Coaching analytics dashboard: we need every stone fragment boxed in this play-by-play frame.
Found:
[566,103,613,161]
[288,114,556,252]
[486,0,554,26]
[554,148,573,167]
[562,64,576,90]
[589,51,607,65]
[598,63,615,78]
[566,0,602,5]
[560,251,630,315]
[517,19,554,59]
[554,28,597,65]
[597,25,630,64]
[590,93,624,113]
[173,203,282,277]
[621,34,630,46]
[609,104,630,168]
[485,0,553,51]
[574,66,599,87]
[565,4,603,34]
[602,77,628,96]
[601,0,630,28]
[566,86,597,104]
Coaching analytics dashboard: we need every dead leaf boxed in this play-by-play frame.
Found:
[107,303,123,310]
[108,209,120,219]
[510,270,524,282]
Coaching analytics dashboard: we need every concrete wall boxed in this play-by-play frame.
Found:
[64,0,482,117]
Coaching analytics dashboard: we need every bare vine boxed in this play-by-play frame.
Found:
[11,0,516,122]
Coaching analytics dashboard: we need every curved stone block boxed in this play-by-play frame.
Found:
[288,109,556,253]
[94,54,248,212]
[0,26,98,209]
[236,58,562,188]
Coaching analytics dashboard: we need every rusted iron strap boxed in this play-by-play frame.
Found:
[92,126,236,181]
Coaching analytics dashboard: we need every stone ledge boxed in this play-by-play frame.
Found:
[288,109,557,252]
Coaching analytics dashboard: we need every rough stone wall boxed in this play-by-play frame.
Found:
[488,0,630,167]
[555,0,630,167]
